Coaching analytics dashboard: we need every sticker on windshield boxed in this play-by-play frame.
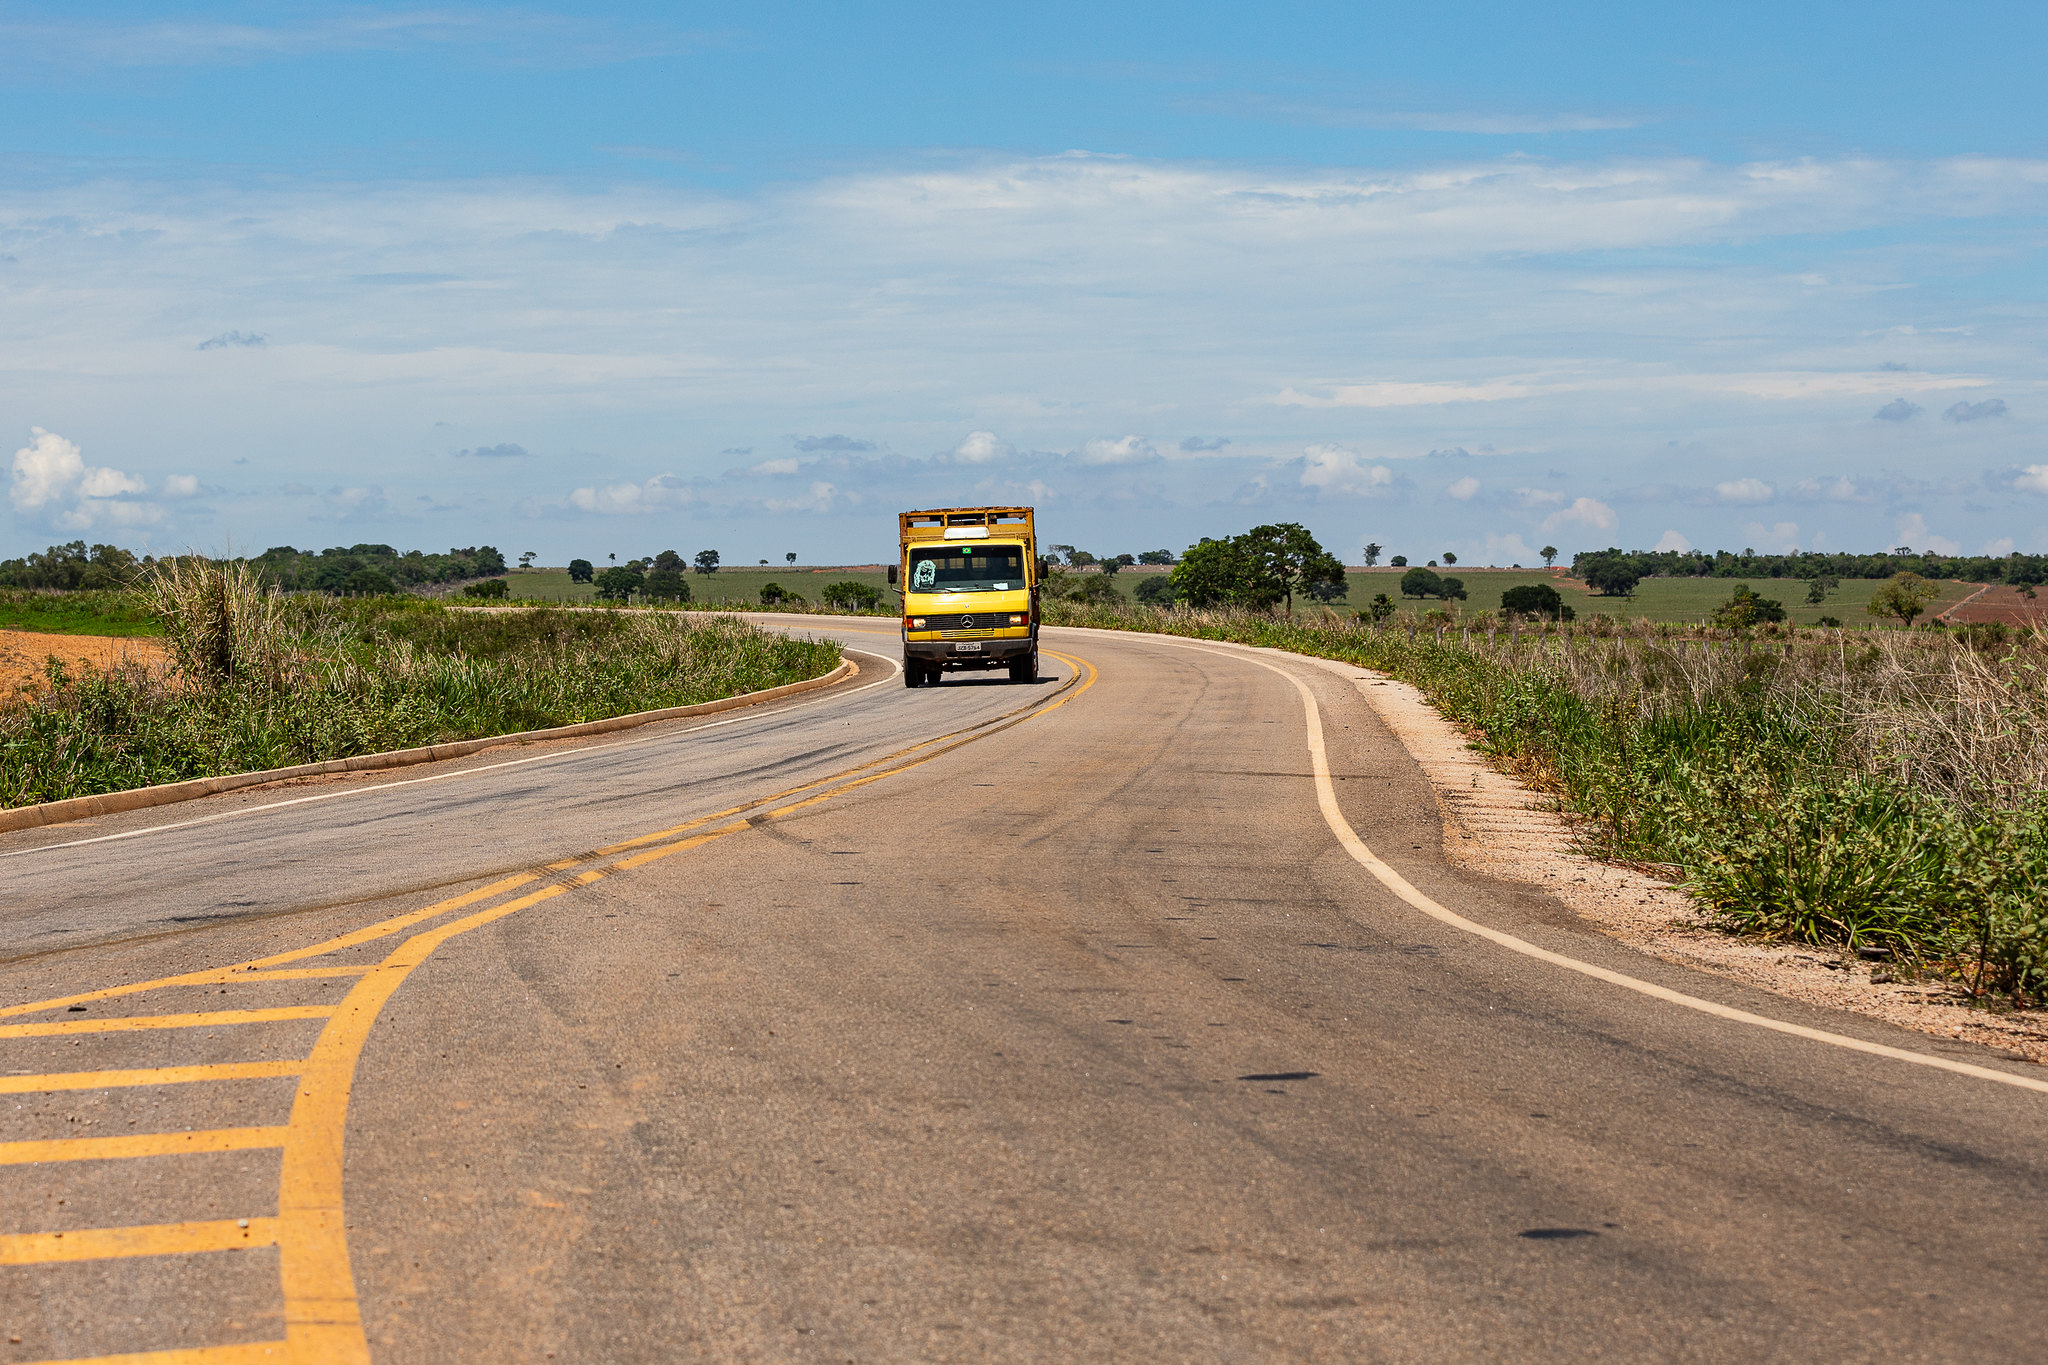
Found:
[912,560,937,589]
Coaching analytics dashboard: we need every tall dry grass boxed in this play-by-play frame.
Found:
[1045,599,2048,1005]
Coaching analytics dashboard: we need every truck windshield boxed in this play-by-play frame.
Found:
[908,545,1026,593]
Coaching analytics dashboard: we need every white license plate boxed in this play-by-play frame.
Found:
[953,642,983,652]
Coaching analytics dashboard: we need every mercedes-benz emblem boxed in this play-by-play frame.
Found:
[959,615,975,628]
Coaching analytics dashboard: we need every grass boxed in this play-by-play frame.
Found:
[0,589,163,637]
[1,575,843,809]
[1038,597,2048,1007]
[1058,566,1978,627]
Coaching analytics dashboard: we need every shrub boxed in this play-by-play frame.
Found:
[821,580,883,611]
[462,578,509,599]
[1133,576,1178,605]
[1501,583,1569,620]
[1710,584,1786,627]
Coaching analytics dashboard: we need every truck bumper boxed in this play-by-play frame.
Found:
[904,635,1035,667]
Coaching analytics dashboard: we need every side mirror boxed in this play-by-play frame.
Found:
[887,564,899,585]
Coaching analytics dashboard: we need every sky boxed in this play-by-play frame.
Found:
[2,1,2045,567]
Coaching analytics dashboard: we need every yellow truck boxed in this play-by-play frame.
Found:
[889,506,1038,687]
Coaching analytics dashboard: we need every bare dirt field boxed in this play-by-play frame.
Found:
[1939,584,2048,627]
[0,628,166,701]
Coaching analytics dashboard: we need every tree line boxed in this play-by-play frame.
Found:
[0,541,506,595]
[1571,545,2047,592]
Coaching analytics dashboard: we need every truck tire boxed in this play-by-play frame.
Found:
[903,658,921,687]
[1009,650,1037,683]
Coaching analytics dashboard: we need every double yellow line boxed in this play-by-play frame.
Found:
[0,649,1096,1365]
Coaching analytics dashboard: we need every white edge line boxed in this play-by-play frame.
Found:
[3,640,903,860]
[1144,634,2048,1096]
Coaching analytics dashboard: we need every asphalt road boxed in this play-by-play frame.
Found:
[3,616,2046,1363]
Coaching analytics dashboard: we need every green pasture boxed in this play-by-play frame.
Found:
[1084,566,1977,627]
[0,589,162,637]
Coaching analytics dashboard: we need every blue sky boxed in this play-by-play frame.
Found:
[4,1,2045,566]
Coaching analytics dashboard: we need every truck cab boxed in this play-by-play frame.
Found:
[893,506,1037,687]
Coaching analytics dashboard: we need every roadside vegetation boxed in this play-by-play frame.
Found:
[1042,595,2048,1009]
[0,559,842,808]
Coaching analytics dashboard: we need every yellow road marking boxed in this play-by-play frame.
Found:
[4,648,1104,1362]
[273,881,573,1364]
[0,876,536,1019]
[19,1344,286,1365]
[0,1006,333,1038]
[0,1060,302,1094]
[0,1127,287,1165]
[0,1217,279,1265]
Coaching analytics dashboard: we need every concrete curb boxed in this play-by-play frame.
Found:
[0,658,857,835]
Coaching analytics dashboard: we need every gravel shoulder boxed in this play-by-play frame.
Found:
[1339,663,2048,1066]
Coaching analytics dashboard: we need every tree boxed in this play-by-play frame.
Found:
[822,580,882,611]
[1136,549,1175,565]
[595,566,644,602]
[1390,554,1408,567]
[1400,566,1443,599]
[693,549,721,575]
[1438,575,1468,602]
[1100,553,1135,577]
[1134,575,1178,605]
[1868,571,1939,627]
[786,552,798,566]
[568,558,594,583]
[644,570,690,603]
[759,581,787,605]
[1442,551,1458,566]
[341,567,396,596]
[652,549,685,575]
[1239,522,1345,614]
[518,551,536,569]
[1067,548,1098,568]
[1541,545,1558,568]
[1362,542,1382,567]
[1362,592,1396,623]
[461,577,508,599]
[1500,584,1571,621]
[1804,573,1839,605]
[1711,584,1786,627]
[1579,552,1642,596]
[1170,537,1274,609]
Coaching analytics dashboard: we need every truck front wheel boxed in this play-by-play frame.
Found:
[1009,650,1037,683]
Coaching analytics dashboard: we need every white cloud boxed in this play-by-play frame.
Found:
[1481,532,1537,564]
[952,431,1014,464]
[1894,512,1960,556]
[1542,497,1617,534]
[1078,435,1157,466]
[1445,476,1480,501]
[1944,398,2008,422]
[1653,529,1693,552]
[161,473,201,498]
[1715,477,1773,504]
[1514,486,1566,509]
[1982,536,2016,555]
[2014,465,2048,494]
[1874,398,1921,422]
[1298,444,1393,496]
[1741,520,1801,553]
[10,426,158,529]
[568,474,698,515]
[764,480,849,514]
[749,458,800,476]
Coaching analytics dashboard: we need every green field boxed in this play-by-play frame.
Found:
[1074,566,1977,627]
[0,590,162,637]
